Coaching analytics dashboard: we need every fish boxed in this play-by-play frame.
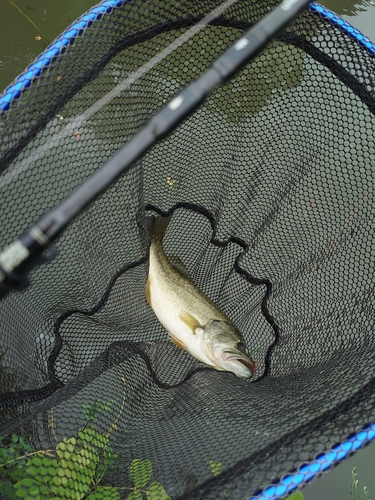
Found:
[145,215,257,379]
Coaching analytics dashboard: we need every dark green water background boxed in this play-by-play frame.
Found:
[1,0,375,499]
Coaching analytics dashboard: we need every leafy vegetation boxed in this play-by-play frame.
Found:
[3,424,369,500]
[351,467,371,500]
[208,460,222,477]
[0,393,171,500]
[0,398,118,499]
[127,458,170,500]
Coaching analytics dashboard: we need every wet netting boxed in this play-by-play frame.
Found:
[1,0,375,499]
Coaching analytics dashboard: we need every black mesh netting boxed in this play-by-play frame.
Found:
[1,1,375,499]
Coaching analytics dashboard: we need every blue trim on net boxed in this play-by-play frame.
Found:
[310,2,375,55]
[1,1,375,113]
[249,422,375,500]
[0,0,373,496]
[250,4,375,498]
[249,8,375,495]
[0,0,129,113]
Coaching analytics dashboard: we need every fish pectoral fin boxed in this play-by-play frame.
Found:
[168,333,188,351]
[179,311,201,334]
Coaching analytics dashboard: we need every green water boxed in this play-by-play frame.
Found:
[0,0,98,92]
[2,0,373,94]
[1,0,375,499]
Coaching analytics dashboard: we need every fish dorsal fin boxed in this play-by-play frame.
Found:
[179,311,201,334]
[168,256,192,280]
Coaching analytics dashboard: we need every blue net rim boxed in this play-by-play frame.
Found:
[1,0,375,496]
[251,422,375,499]
[1,1,375,113]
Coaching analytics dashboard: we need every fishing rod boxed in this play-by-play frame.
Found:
[0,0,311,300]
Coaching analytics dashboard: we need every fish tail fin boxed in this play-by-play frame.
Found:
[146,215,172,241]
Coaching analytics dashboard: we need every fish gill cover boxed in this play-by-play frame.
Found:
[0,1,375,499]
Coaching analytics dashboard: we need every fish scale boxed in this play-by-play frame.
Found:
[145,214,256,378]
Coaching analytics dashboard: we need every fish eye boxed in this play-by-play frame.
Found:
[237,342,246,352]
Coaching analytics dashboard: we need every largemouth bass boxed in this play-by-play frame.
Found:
[145,215,257,378]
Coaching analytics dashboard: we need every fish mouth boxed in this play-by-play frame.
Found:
[225,354,257,374]
[237,358,257,374]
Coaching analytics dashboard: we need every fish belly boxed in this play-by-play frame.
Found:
[147,268,215,367]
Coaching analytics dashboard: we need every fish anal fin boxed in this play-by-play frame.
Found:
[169,333,188,351]
[179,311,201,333]
[145,278,152,307]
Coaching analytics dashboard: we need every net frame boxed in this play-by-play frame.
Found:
[0,1,375,499]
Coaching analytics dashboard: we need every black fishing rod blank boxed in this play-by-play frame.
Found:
[0,0,311,300]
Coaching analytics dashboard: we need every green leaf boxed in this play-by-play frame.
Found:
[103,447,118,470]
[0,469,8,479]
[38,483,51,495]
[95,463,106,479]
[0,481,17,498]
[47,460,60,480]
[16,477,33,488]
[87,486,120,499]
[83,403,96,422]
[78,427,109,449]
[28,455,59,483]
[208,460,222,477]
[14,477,49,498]
[51,446,99,499]
[83,399,115,423]
[18,437,33,453]
[8,463,26,481]
[97,399,115,412]
[286,492,304,500]
[15,487,28,498]
[27,465,38,476]
[41,457,50,466]
[30,456,42,467]
[56,437,77,459]
[146,481,171,500]
[126,492,143,500]
[130,459,153,488]
[29,464,52,482]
